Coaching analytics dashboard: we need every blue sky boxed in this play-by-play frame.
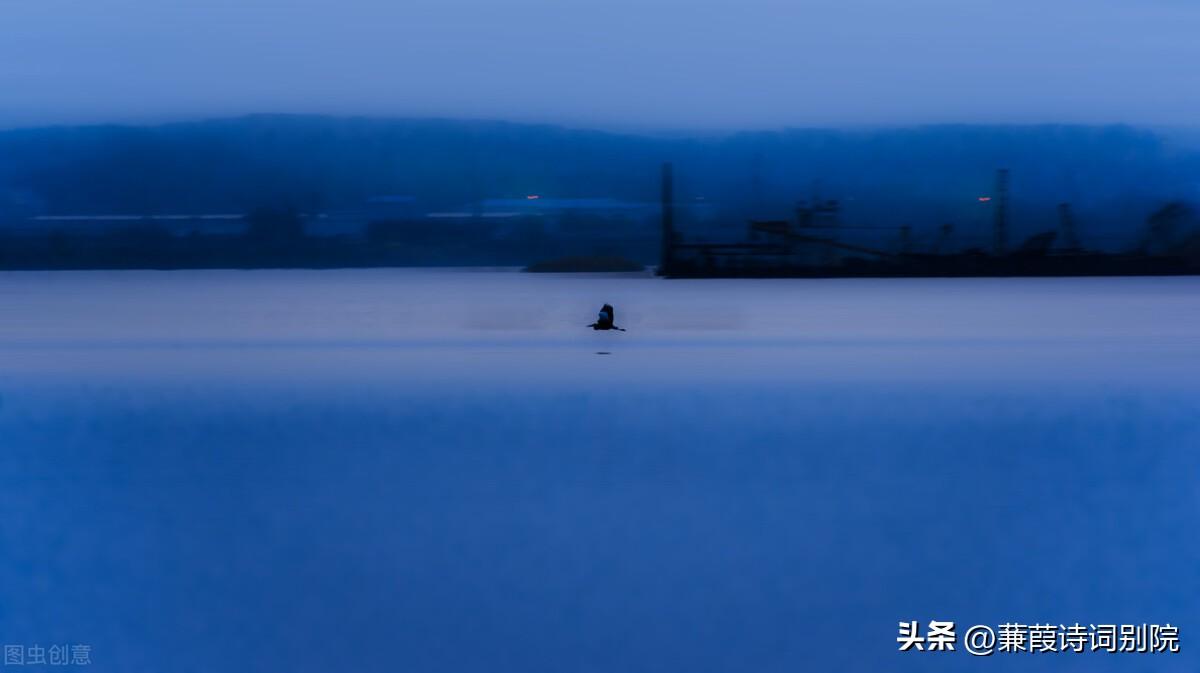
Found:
[1,0,1197,129]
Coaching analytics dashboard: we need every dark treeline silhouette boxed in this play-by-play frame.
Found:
[0,115,1198,269]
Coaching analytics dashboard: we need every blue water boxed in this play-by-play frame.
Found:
[1,270,1198,672]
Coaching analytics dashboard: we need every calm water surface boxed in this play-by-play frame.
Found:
[1,269,1198,672]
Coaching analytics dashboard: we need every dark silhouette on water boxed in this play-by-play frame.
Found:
[588,304,625,331]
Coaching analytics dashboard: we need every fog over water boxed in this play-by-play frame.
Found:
[2,269,1198,671]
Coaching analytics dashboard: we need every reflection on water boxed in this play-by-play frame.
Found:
[1,269,1198,672]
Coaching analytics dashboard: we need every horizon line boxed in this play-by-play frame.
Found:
[2,112,1197,140]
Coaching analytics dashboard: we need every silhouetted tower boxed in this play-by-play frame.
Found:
[993,169,1010,256]
[1057,202,1080,250]
[660,162,674,273]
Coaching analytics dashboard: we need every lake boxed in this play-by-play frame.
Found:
[1,269,1197,672]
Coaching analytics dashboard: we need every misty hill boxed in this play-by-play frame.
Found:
[1,115,1198,248]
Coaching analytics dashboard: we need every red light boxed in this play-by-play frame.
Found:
[978,196,992,202]
[526,194,540,200]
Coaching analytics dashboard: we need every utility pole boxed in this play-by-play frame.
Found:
[660,162,674,274]
[993,168,1010,256]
